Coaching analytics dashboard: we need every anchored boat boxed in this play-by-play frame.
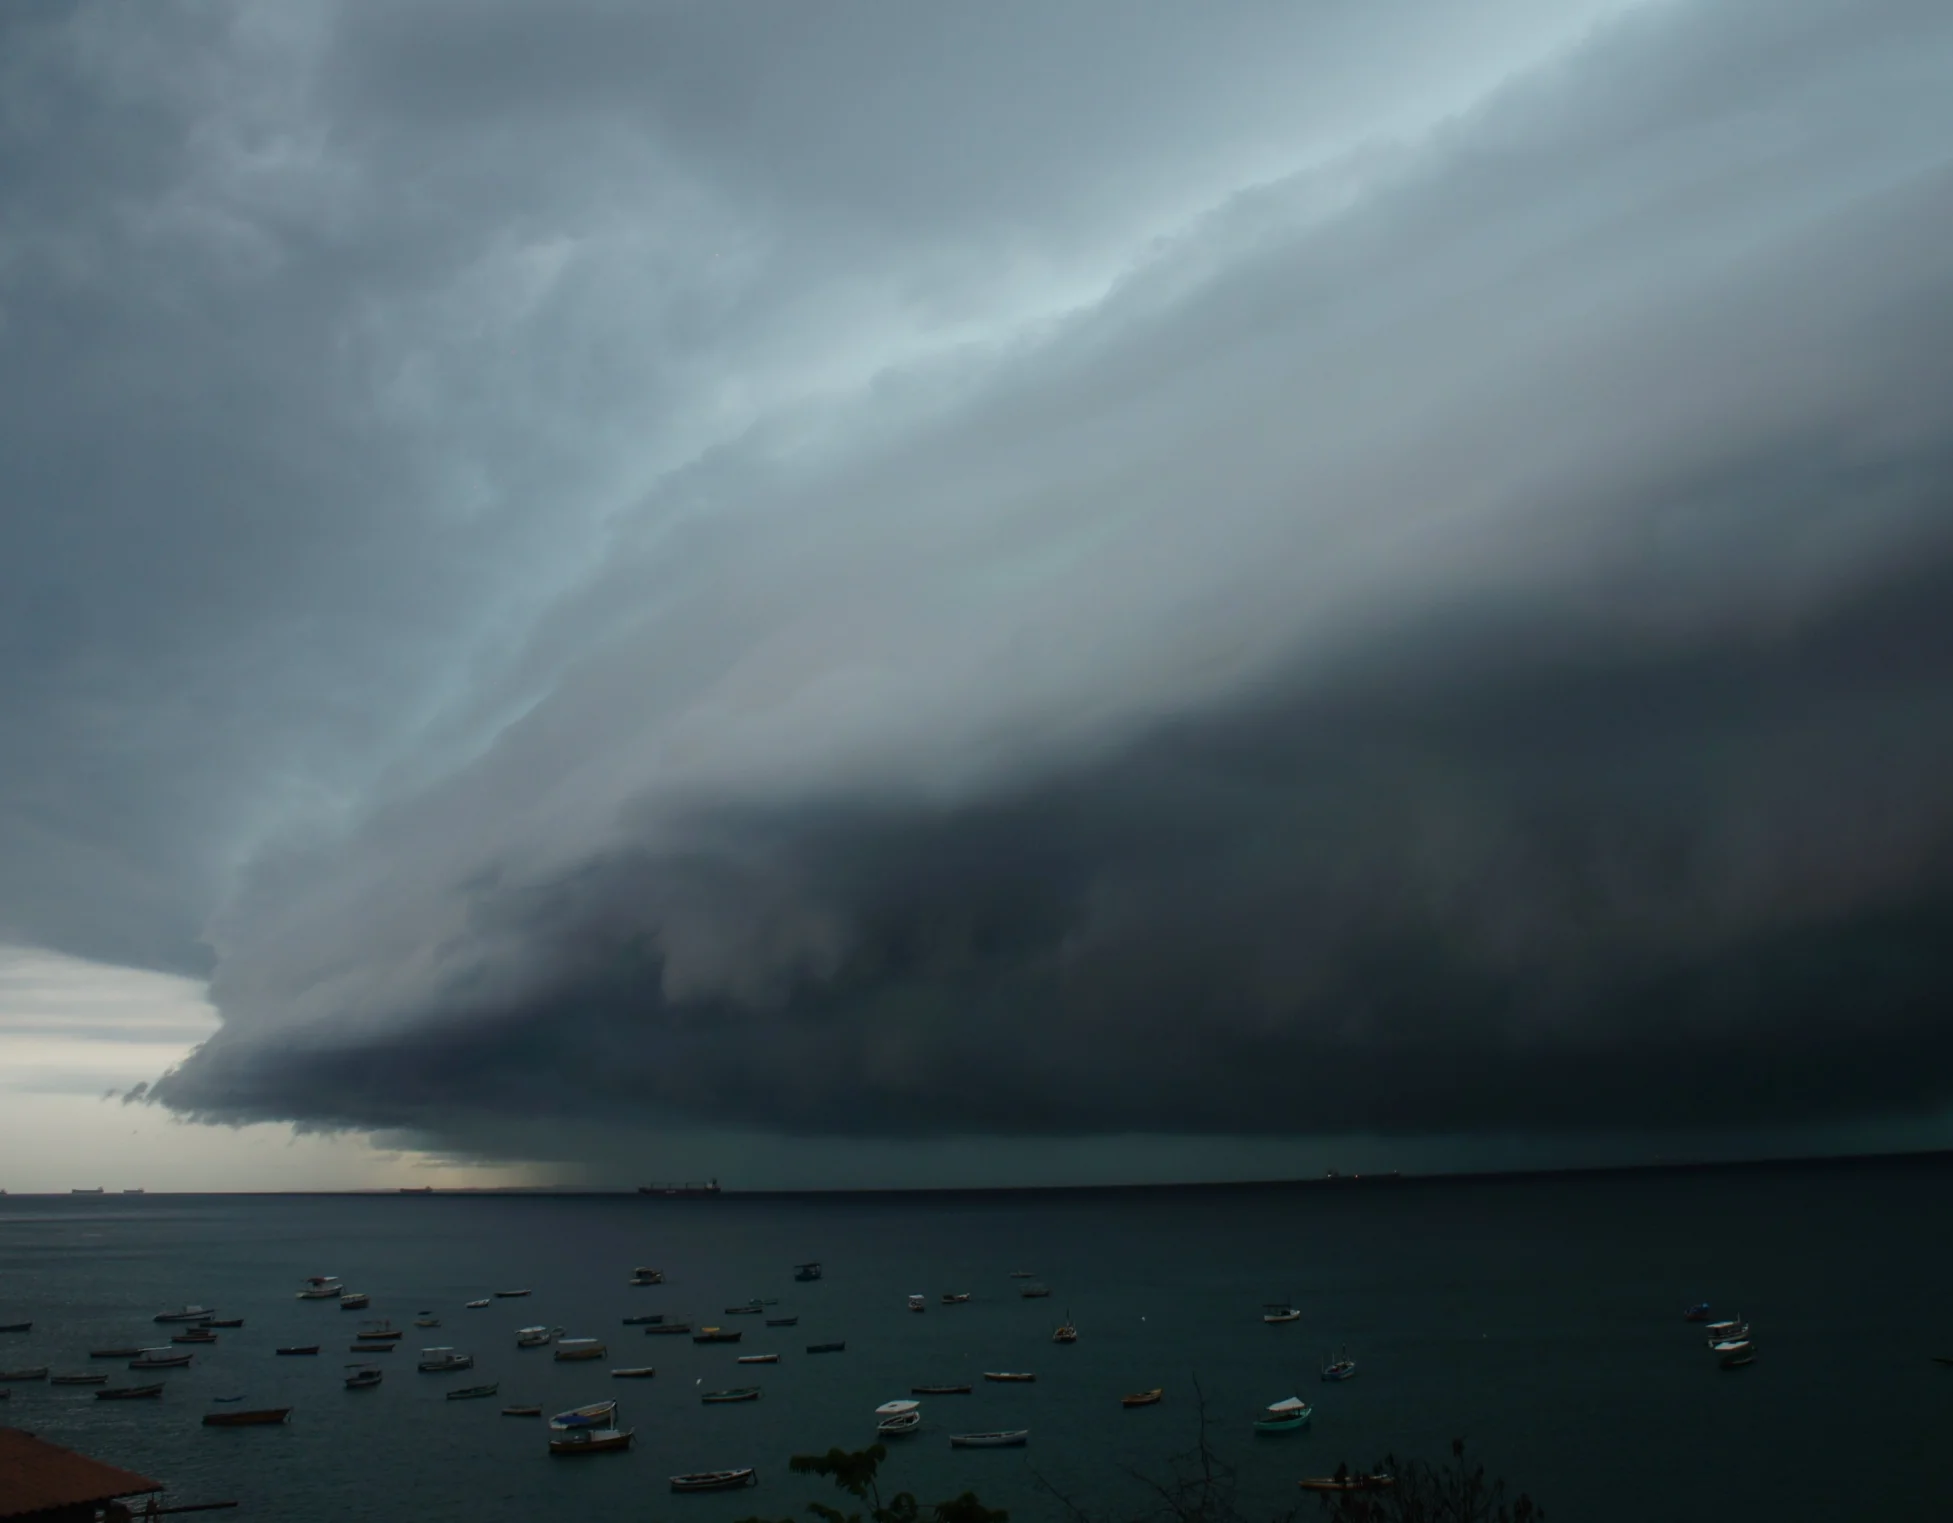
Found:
[202,1408,292,1426]
[671,1469,757,1492]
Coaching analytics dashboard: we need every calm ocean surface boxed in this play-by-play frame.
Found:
[2,1157,1949,1522]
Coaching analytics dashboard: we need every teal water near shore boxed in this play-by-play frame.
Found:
[2,1156,1949,1521]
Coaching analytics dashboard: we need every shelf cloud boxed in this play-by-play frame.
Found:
[4,0,1951,1164]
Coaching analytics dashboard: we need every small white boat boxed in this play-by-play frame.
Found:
[736,1353,779,1364]
[417,1347,474,1372]
[297,1277,343,1300]
[153,1306,214,1323]
[549,1399,619,1430]
[950,1430,1029,1448]
[464,1299,491,1309]
[1256,1396,1312,1432]
[129,1350,193,1369]
[1705,1323,1750,1347]
[554,1338,606,1362]
[550,1426,634,1455]
[878,1409,922,1435]
[611,1366,657,1378]
[1703,1318,1745,1340]
[515,1326,561,1348]
[941,1292,972,1304]
[875,1399,921,1417]
[907,1293,926,1313]
[339,1292,370,1310]
[1717,1340,1756,1368]
[344,1364,384,1389]
[1263,1305,1302,1324]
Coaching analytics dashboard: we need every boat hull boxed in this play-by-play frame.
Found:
[950,1432,1029,1448]
[202,1409,291,1426]
[671,1469,757,1492]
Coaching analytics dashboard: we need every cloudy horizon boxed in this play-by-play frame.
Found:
[4,0,1952,1189]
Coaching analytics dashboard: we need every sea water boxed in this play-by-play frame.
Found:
[1,1156,1949,1522]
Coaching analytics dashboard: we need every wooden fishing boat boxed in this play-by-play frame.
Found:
[1299,1474,1396,1493]
[554,1338,606,1362]
[692,1326,742,1344]
[725,1301,766,1315]
[912,1384,972,1395]
[90,1347,144,1359]
[96,1383,165,1400]
[446,1383,499,1400]
[171,1331,217,1344]
[296,1276,342,1299]
[645,1323,694,1335]
[549,1400,619,1430]
[496,1289,533,1298]
[344,1365,384,1389]
[735,1354,779,1364]
[611,1367,657,1378]
[1320,1348,1357,1381]
[1051,1316,1078,1344]
[413,1314,441,1328]
[202,1407,292,1426]
[806,1341,846,1354]
[1262,1305,1302,1325]
[275,1345,320,1356]
[1121,1388,1164,1408]
[1704,1323,1750,1347]
[941,1292,971,1305]
[549,1426,634,1455]
[516,1325,562,1348]
[983,1371,1036,1383]
[417,1348,474,1372]
[50,1373,109,1386]
[701,1386,761,1403]
[0,1367,48,1381]
[358,1322,403,1341]
[671,1468,757,1492]
[950,1430,1029,1448]
[502,1405,542,1416]
[464,1298,491,1309]
[878,1409,922,1435]
[764,1316,798,1327]
[129,1351,193,1369]
[1702,1318,1745,1340]
[153,1305,215,1323]
[338,1292,370,1310]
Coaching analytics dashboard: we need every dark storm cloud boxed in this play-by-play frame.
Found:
[8,1,1953,1155]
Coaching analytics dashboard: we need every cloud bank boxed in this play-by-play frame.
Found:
[4,0,1952,1162]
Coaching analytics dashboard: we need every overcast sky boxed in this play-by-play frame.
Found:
[3,0,1951,1189]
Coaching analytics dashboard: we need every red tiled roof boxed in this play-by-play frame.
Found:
[0,1428,162,1519]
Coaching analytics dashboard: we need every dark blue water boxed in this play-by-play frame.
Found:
[2,1157,1950,1522]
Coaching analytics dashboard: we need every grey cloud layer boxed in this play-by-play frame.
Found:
[4,1,1950,1152]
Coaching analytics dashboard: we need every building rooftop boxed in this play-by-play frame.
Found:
[0,1428,162,1520]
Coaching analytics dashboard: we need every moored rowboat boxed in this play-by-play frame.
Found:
[550,1427,634,1455]
[671,1468,757,1492]
[950,1430,1029,1448]
[1121,1388,1164,1408]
